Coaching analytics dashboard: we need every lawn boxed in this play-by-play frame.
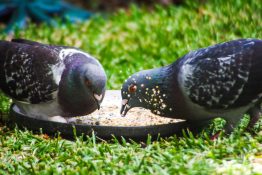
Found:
[0,0,262,174]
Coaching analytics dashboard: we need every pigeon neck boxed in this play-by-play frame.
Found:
[139,64,180,116]
[159,62,185,117]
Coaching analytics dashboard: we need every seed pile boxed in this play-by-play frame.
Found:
[74,105,182,126]
[73,90,182,126]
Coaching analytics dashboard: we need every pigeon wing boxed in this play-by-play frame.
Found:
[179,39,262,109]
[0,40,62,104]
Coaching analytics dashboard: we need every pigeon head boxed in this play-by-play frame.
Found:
[82,63,107,108]
[58,53,107,117]
[120,66,174,117]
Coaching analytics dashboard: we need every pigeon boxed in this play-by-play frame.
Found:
[0,39,107,123]
[121,38,262,134]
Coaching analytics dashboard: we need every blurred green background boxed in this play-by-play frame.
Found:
[0,1,261,174]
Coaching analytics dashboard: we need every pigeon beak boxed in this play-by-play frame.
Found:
[94,93,103,110]
[120,99,130,117]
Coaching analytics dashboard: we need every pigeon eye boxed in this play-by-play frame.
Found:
[128,84,137,93]
[85,79,92,87]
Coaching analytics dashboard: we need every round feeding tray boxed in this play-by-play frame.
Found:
[10,90,192,140]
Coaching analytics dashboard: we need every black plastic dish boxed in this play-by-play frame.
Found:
[10,104,194,140]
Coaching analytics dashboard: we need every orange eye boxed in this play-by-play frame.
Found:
[128,84,137,93]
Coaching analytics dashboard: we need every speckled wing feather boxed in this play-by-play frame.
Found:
[0,40,62,104]
[179,39,262,109]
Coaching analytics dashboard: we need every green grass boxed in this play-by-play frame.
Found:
[0,0,262,174]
